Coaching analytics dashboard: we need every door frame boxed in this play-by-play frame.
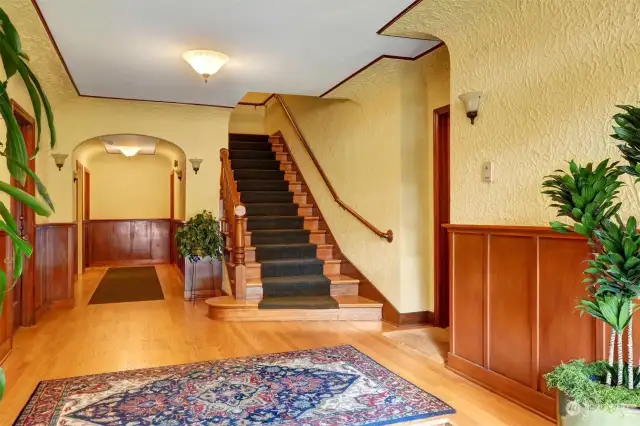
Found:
[10,100,37,328]
[433,105,450,328]
[83,168,91,269]
[169,171,175,264]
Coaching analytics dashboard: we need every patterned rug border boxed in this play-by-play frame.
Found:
[14,344,455,425]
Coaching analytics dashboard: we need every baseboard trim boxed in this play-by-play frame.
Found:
[446,353,555,421]
[397,310,434,326]
[50,298,74,309]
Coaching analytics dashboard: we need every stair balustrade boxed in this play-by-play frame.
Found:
[219,148,247,299]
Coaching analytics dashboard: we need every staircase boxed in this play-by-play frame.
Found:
[206,133,382,321]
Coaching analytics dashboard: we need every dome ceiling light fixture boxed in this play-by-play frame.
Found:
[117,146,142,157]
[182,50,230,83]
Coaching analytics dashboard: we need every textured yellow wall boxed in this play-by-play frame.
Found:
[229,105,266,134]
[46,97,230,223]
[385,0,640,225]
[87,154,172,220]
[265,50,450,313]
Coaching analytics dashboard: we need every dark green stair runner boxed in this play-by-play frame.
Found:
[229,133,338,310]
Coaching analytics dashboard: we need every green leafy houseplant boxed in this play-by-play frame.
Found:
[0,9,56,400]
[176,210,224,263]
[542,104,640,415]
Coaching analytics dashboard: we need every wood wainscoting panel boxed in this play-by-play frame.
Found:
[538,237,596,395]
[446,224,640,422]
[450,232,485,367]
[487,235,536,388]
[35,223,77,309]
[89,219,170,266]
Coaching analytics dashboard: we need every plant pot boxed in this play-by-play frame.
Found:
[184,256,223,301]
[558,392,640,425]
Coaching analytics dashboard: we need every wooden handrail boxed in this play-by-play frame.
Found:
[274,94,394,242]
[219,148,246,266]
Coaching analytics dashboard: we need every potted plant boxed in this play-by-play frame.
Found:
[541,105,640,424]
[0,8,57,400]
[175,210,224,301]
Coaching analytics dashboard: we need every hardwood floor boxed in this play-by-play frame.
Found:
[0,264,551,425]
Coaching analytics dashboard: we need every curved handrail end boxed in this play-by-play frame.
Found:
[384,230,394,243]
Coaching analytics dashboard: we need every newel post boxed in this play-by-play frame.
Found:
[233,205,247,299]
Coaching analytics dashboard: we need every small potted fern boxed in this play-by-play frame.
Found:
[541,105,640,425]
[175,210,224,301]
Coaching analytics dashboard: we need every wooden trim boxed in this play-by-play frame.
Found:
[87,218,170,223]
[433,105,450,328]
[35,222,76,229]
[237,94,275,107]
[444,224,586,239]
[274,95,393,242]
[447,354,555,421]
[319,43,444,98]
[376,0,424,35]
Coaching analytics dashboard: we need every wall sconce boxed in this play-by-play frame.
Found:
[189,158,203,174]
[51,153,68,171]
[176,169,183,181]
[458,91,482,124]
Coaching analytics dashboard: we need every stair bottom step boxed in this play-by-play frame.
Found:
[259,295,338,310]
[206,296,382,322]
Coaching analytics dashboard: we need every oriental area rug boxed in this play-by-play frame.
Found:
[14,345,454,425]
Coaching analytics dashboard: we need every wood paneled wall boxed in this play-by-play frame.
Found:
[36,223,77,310]
[1,223,76,363]
[446,224,640,420]
[88,219,170,266]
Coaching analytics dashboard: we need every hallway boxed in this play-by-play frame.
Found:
[0,265,550,425]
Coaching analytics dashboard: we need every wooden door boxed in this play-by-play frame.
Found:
[10,101,36,329]
[433,105,450,328]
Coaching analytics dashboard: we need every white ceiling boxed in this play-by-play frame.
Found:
[34,0,438,107]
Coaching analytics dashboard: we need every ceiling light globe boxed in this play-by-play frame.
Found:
[182,50,230,82]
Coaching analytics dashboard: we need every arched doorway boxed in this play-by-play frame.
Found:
[72,135,186,272]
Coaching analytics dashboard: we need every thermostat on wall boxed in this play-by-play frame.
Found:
[483,161,494,183]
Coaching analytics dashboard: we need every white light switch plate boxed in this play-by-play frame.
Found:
[482,161,494,183]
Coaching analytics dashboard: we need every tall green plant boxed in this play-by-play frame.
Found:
[543,104,640,394]
[0,9,56,400]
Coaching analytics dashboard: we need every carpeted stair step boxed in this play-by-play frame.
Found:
[255,243,317,261]
[231,159,280,170]
[247,216,304,230]
[260,258,324,277]
[237,180,289,192]
[234,169,284,180]
[251,228,310,244]
[245,203,298,216]
[261,274,331,297]
[229,133,270,143]
[258,295,339,310]
[230,150,275,160]
[229,141,273,151]
[241,191,293,204]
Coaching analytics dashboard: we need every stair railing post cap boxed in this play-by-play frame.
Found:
[234,205,247,217]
